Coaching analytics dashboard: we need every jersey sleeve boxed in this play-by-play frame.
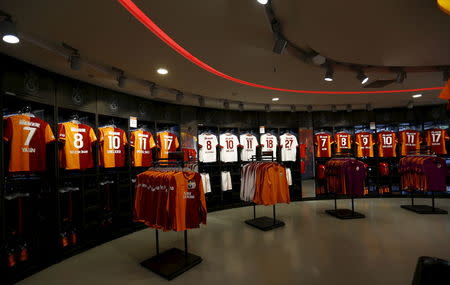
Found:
[149,134,156,148]
[130,131,136,147]
[89,127,97,143]
[44,123,56,144]
[3,118,12,142]
[174,135,180,149]
[58,123,66,142]
[445,131,450,140]
[97,128,104,143]
[122,131,128,145]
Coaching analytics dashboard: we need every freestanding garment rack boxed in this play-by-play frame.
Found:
[244,153,286,231]
[400,191,448,214]
[325,192,365,219]
[139,154,202,280]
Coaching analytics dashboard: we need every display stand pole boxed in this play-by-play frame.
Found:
[273,205,276,224]
[155,230,159,255]
[245,203,285,231]
[432,191,435,212]
[253,204,256,220]
[401,190,447,215]
[325,190,365,220]
[351,193,355,215]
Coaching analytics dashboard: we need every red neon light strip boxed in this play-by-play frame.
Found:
[117,0,444,95]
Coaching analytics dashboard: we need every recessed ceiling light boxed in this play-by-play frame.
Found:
[257,0,268,5]
[1,19,20,44]
[157,68,168,75]
[324,65,334,82]
[412,94,422,98]
[272,97,279,101]
[356,69,369,84]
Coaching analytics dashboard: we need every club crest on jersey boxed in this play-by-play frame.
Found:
[187,180,196,189]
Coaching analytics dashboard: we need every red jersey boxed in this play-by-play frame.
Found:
[355,132,375,157]
[335,132,352,153]
[3,114,55,172]
[98,126,128,168]
[399,130,421,156]
[58,122,97,170]
[157,131,180,160]
[130,130,156,167]
[377,131,398,157]
[425,128,449,155]
[314,133,333,158]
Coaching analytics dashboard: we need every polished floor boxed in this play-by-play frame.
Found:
[18,198,450,285]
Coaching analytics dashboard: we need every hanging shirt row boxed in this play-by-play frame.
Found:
[198,132,299,163]
[3,114,180,173]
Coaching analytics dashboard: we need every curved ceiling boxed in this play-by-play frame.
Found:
[0,0,449,111]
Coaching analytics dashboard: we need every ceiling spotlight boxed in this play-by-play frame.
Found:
[272,97,279,102]
[176,91,184,102]
[407,101,414,109]
[198,96,205,107]
[346,104,352,112]
[307,105,313,112]
[147,81,156,97]
[311,54,326,65]
[69,52,81,70]
[223,100,230,109]
[324,65,334,82]
[412,94,422,98]
[0,18,20,44]
[257,0,268,4]
[331,105,337,112]
[239,102,244,111]
[396,70,407,83]
[366,103,374,111]
[157,68,168,75]
[273,35,287,54]
[290,105,296,112]
[356,69,369,84]
[265,104,271,112]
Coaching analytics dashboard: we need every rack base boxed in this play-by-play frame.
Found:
[325,209,365,219]
[245,216,285,231]
[400,205,448,215]
[140,248,202,280]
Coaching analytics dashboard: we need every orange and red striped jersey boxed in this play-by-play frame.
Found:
[130,130,156,167]
[157,131,180,159]
[98,126,127,168]
[355,132,375,157]
[335,132,352,153]
[377,131,398,157]
[399,130,422,156]
[424,128,449,155]
[3,114,55,172]
[314,133,333,158]
[58,122,97,170]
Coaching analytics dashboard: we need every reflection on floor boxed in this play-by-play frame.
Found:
[302,178,316,198]
[18,198,450,285]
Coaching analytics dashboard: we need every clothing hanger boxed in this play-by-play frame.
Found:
[19,106,35,117]
[70,113,81,124]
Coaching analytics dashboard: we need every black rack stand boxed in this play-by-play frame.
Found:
[140,154,203,280]
[245,204,285,231]
[325,192,365,219]
[400,191,448,215]
[140,230,202,280]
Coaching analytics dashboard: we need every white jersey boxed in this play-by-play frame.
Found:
[280,133,299,161]
[260,133,278,159]
[219,133,239,162]
[239,133,258,161]
[198,133,218,163]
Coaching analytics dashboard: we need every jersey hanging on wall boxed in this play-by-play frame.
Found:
[219,133,239,162]
[377,131,398,157]
[335,132,352,154]
[280,133,299,161]
[4,114,55,172]
[425,128,450,155]
[260,133,278,159]
[198,133,218,163]
[98,126,127,168]
[156,131,180,160]
[314,133,333,158]
[239,133,258,161]
[399,130,422,156]
[58,122,97,170]
[130,130,156,167]
[355,132,375,157]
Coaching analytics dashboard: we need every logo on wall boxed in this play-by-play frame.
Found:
[72,85,85,105]
[109,95,119,112]
[23,70,39,96]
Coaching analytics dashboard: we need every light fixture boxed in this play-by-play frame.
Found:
[176,91,184,102]
[239,102,244,111]
[117,75,126,88]
[290,105,296,112]
[147,81,156,97]
[257,0,268,5]
[198,96,205,107]
[346,104,352,112]
[265,104,271,112]
[307,105,313,112]
[412,94,422,98]
[69,52,81,70]
[157,68,168,75]
[223,100,230,109]
[396,70,406,83]
[331,105,337,112]
[356,69,369,84]
[366,103,374,111]
[272,97,279,102]
[272,34,287,54]
[1,18,20,44]
[324,65,334,82]
[407,100,414,109]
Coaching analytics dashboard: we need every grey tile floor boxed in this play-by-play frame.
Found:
[18,198,450,285]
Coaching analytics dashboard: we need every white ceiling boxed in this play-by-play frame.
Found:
[0,0,449,111]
